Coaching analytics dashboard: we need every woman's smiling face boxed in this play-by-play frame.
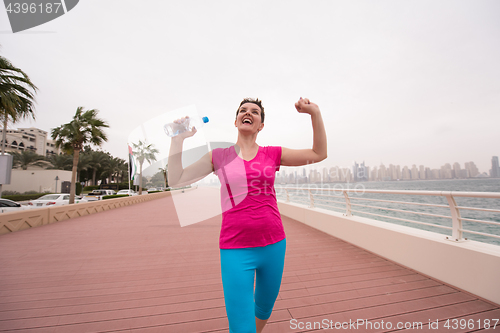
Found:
[235,103,264,133]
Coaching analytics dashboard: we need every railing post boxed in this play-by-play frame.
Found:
[343,190,352,216]
[285,189,290,203]
[308,189,315,208]
[445,193,464,241]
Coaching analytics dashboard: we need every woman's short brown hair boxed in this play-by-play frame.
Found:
[235,98,265,123]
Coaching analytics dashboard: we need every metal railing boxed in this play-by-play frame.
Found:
[277,187,500,243]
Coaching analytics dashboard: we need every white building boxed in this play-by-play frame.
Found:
[0,127,60,157]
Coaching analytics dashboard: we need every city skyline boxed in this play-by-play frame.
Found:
[277,157,497,184]
[198,156,497,186]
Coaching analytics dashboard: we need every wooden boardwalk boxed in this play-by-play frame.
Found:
[0,195,498,332]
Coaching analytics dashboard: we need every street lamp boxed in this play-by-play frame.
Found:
[55,176,59,193]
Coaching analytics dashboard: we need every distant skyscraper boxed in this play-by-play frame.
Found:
[352,161,368,182]
[453,162,466,179]
[441,163,453,179]
[464,162,479,178]
[411,165,419,180]
[360,162,368,181]
[389,164,396,180]
[341,168,353,182]
[389,164,401,180]
[492,156,500,178]
[322,167,329,182]
[329,167,340,182]
[309,169,321,183]
[352,162,359,181]
[425,167,433,179]
[378,164,387,181]
[370,166,378,181]
[387,164,395,180]
[402,166,411,180]
[419,165,426,180]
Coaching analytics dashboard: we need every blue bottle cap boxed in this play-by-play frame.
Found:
[202,116,209,123]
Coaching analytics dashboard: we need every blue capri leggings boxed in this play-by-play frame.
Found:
[220,238,286,333]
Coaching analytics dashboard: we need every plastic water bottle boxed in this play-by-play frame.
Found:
[164,116,209,137]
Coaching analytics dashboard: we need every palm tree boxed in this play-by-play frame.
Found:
[105,156,123,184]
[85,150,109,186]
[150,170,165,188]
[11,150,48,169]
[46,153,72,170]
[131,140,158,194]
[0,53,37,197]
[1,54,38,155]
[76,152,91,186]
[159,166,168,188]
[117,159,128,183]
[51,107,109,204]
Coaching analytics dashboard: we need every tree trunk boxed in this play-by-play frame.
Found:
[70,148,80,204]
[138,162,143,195]
[93,169,97,186]
[2,115,7,155]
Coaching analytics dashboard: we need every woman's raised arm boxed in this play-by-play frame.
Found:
[281,98,327,167]
[167,118,214,187]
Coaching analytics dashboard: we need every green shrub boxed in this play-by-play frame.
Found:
[2,190,20,196]
[83,185,99,191]
[148,190,162,194]
[118,182,131,190]
[2,193,51,202]
[102,194,129,200]
[76,182,82,195]
[83,183,131,192]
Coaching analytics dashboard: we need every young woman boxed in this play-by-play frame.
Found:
[168,97,327,333]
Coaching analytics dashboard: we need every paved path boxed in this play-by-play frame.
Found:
[0,194,498,332]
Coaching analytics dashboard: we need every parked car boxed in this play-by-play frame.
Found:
[85,189,116,201]
[0,198,30,213]
[116,189,138,196]
[74,195,87,203]
[28,194,70,207]
[147,188,158,192]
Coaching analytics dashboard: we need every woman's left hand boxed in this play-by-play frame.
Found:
[295,97,320,115]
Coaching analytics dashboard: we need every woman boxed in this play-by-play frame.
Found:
[168,97,327,333]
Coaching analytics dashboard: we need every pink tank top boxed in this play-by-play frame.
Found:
[212,145,286,249]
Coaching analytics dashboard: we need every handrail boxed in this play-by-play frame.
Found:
[279,187,500,198]
[278,187,500,243]
[352,197,450,209]
[456,206,500,213]
[351,202,453,220]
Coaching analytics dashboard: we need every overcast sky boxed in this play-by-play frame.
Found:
[1,0,499,174]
